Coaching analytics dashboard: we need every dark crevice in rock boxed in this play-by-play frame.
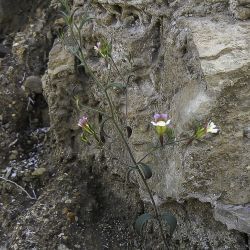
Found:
[151,20,162,64]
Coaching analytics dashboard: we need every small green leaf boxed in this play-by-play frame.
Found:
[139,163,152,180]
[161,212,177,236]
[79,16,94,30]
[68,7,79,25]
[134,213,153,235]
[166,127,175,141]
[59,10,68,19]
[59,0,71,14]
[194,126,206,139]
[80,133,89,143]
[127,164,152,185]
[105,83,126,91]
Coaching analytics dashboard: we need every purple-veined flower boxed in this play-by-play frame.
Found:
[94,40,112,58]
[94,42,101,52]
[151,113,173,146]
[151,113,171,127]
[78,115,101,144]
[78,115,88,128]
[78,115,94,135]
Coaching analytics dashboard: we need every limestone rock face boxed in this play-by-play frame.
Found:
[42,0,250,246]
[163,20,249,231]
[71,0,249,237]
[155,16,250,234]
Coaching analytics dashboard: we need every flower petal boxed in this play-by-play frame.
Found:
[156,121,168,127]
[160,114,168,120]
[206,121,219,134]
[78,115,88,128]
[153,114,161,121]
[166,119,171,125]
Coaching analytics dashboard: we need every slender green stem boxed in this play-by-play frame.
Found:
[138,137,192,164]
[110,56,128,123]
[84,53,169,250]
[112,123,169,248]
[73,22,83,50]
[60,12,170,248]
[136,169,169,248]
[102,83,169,248]
[110,56,127,83]
[0,177,36,200]
[76,101,110,117]
[104,91,169,248]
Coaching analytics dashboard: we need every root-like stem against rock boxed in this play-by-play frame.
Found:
[0,176,37,200]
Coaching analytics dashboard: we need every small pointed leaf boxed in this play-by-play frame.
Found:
[69,8,79,24]
[79,16,94,30]
[166,127,175,142]
[80,133,89,144]
[105,83,126,91]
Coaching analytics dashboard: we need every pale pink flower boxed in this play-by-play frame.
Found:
[78,115,88,128]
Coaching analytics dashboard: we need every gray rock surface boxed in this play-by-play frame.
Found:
[43,0,250,244]
[230,0,250,20]
[23,76,43,95]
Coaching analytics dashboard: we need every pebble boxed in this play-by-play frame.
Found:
[9,150,19,160]
[243,127,250,139]
[32,167,46,176]
[23,75,43,95]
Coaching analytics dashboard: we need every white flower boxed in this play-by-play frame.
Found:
[151,120,171,127]
[94,42,101,51]
[206,121,219,134]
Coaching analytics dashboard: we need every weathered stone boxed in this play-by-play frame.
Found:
[43,0,250,244]
[23,76,43,95]
[9,150,19,161]
[214,202,250,233]
[230,0,250,20]
[243,127,250,138]
[31,167,47,176]
[143,15,250,235]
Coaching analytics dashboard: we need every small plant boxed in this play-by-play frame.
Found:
[78,115,100,144]
[151,113,173,146]
[58,1,220,248]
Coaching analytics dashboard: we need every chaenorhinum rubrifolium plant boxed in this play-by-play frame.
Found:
[58,1,220,248]
[94,40,112,58]
[78,115,100,144]
[193,121,220,140]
